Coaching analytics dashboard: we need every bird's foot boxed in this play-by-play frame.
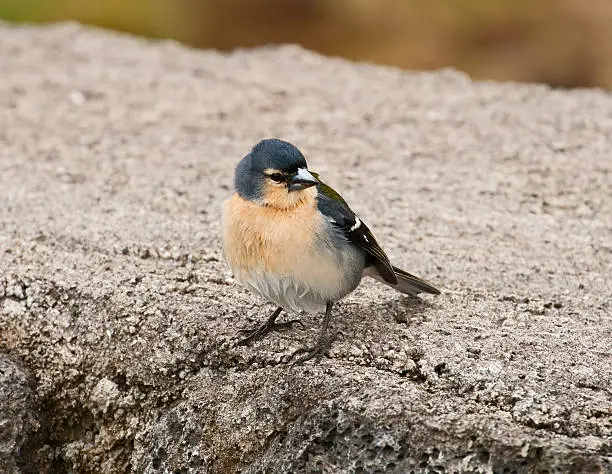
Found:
[237,318,304,346]
[286,332,339,366]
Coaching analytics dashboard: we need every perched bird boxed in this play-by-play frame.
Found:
[222,139,440,364]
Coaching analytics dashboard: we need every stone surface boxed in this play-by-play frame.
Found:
[0,355,41,473]
[0,22,610,473]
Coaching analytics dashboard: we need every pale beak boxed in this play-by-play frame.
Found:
[288,168,318,191]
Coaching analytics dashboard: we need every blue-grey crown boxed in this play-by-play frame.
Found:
[234,139,308,201]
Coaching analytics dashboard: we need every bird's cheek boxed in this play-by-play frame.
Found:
[262,181,310,209]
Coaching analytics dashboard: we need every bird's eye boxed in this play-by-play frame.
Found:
[269,173,284,183]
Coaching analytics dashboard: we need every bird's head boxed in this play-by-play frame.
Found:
[234,139,319,209]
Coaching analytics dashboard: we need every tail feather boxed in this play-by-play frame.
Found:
[365,265,441,296]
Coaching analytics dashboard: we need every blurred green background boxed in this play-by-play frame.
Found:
[2,0,611,89]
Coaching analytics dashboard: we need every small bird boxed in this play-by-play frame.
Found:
[222,139,440,364]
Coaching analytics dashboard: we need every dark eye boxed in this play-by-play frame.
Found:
[269,173,284,183]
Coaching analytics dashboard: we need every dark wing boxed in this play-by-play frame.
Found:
[390,265,441,295]
[314,176,398,285]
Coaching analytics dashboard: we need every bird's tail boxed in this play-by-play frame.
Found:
[365,265,441,296]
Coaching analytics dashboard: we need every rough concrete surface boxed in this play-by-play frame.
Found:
[0,354,39,473]
[0,22,610,473]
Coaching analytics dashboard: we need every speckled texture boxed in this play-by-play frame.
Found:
[0,22,610,473]
[0,355,41,473]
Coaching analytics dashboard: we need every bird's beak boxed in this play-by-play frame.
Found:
[288,168,318,192]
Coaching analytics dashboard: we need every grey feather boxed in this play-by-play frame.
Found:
[365,265,441,296]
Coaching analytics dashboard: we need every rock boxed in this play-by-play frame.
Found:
[0,355,41,473]
[0,22,610,473]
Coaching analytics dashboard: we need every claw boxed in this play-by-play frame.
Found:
[288,319,306,330]
[286,331,339,367]
[237,317,304,346]
[284,302,339,367]
[289,346,326,366]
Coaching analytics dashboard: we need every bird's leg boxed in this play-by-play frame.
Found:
[288,302,336,366]
[237,306,304,346]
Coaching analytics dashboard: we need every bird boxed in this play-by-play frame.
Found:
[222,138,440,365]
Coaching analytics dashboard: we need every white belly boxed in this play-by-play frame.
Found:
[236,270,327,314]
[233,240,365,315]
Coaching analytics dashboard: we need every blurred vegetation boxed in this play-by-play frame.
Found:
[1,0,611,89]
